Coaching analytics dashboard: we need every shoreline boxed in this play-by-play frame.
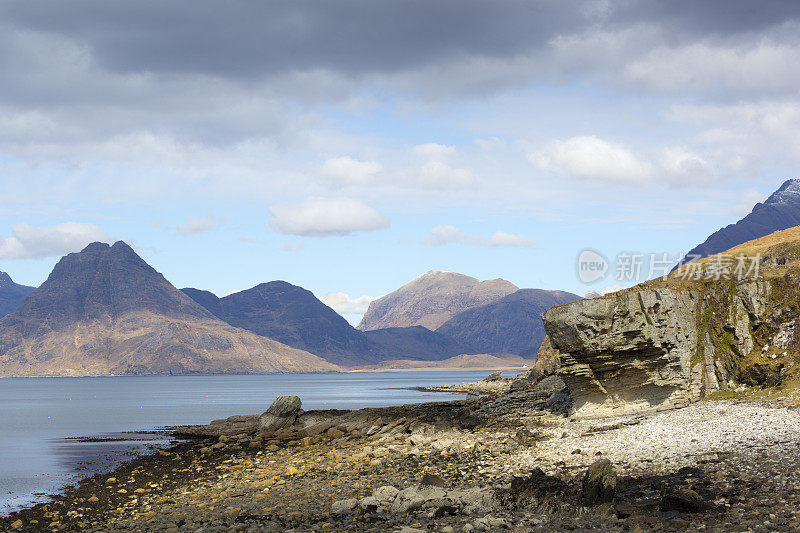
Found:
[345,366,528,373]
[0,370,510,521]
[1,431,177,519]
[0,366,527,379]
[5,388,800,531]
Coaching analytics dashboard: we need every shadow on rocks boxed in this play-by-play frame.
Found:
[496,467,579,511]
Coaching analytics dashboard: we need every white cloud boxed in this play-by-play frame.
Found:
[659,146,716,184]
[529,135,653,184]
[176,212,227,235]
[410,143,475,189]
[319,292,374,316]
[669,101,800,170]
[322,156,382,184]
[484,231,535,248]
[420,225,468,246]
[623,40,800,96]
[282,241,305,252]
[269,197,390,237]
[419,161,475,189]
[412,143,456,159]
[420,225,535,248]
[732,188,769,216]
[0,222,110,259]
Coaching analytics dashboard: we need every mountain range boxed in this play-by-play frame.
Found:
[0,272,35,318]
[181,283,378,367]
[0,242,336,376]
[676,178,800,269]
[0,244,578,375]
[181,281,475,366]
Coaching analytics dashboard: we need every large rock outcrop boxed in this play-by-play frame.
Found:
[538,279,773,417]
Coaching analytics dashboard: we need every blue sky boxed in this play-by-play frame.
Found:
[1,1,799,323]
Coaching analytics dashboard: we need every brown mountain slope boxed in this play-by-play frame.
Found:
[357,271,518,331]
[0,242,337,376]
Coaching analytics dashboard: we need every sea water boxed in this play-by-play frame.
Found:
[0,370,521,515]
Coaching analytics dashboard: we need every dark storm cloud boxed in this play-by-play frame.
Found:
[0,0,583,78]
[615,0,800,38]
[2,1,799,81]
[1,0,799,149]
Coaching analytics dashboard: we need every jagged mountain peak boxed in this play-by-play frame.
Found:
[761,178,800,207]
[0,246,336,376]
[0,271,13,286]
[9,239,212,329]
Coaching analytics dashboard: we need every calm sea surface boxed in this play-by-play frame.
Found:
[0,370,521,515]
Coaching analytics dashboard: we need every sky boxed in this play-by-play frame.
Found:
[1,1,800,324]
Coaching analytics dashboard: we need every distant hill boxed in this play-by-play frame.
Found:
[436,289,582,358]
[0,272,35,318]
[355,353,531,371]
[676,178,800,269]
[357,271,518,331]
[182,282,379,367]
[364,326,467,362]
[0,242,336,376]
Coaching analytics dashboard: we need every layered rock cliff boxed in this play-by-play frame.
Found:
[537,226,800,417]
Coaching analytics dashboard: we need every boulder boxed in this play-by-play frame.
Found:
[259,396,303,432]
[582,459,616,504]
[390,485,447,514]
[266,395,302,417]
[660,488,707,513]
[331,498,359,515]
[373,485,400,503]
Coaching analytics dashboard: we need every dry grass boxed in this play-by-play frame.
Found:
[724,225,800,255]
